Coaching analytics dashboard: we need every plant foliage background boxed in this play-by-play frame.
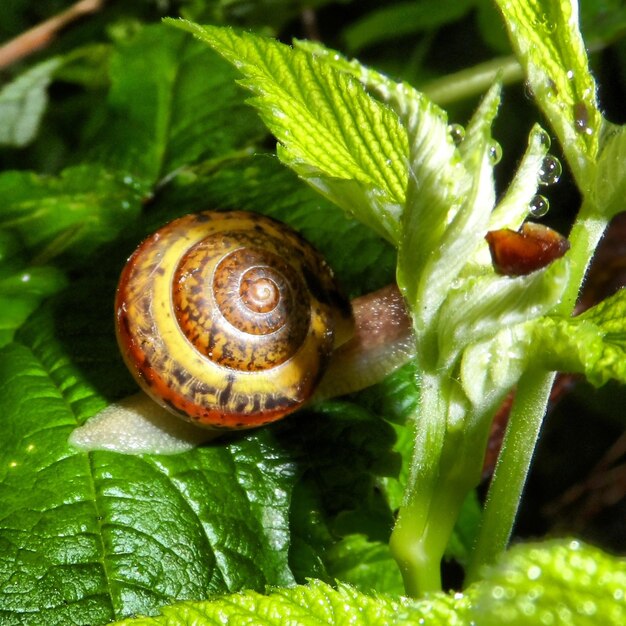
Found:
[0,1,625,624]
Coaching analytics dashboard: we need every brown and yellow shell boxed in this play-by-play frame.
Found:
[115,211,354,430]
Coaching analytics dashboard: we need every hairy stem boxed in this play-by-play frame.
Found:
[389,370,482,596]
[465,368,555,583]
[467,195,610,581]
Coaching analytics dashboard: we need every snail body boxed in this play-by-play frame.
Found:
[115,211,353,430]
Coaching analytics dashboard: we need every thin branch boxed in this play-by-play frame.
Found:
[0,0,105,71]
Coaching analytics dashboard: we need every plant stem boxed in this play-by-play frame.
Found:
[390,370,479,596]
[422,55,522,106]
[0,0,105,70]
[466,195,609,583]
[389,370,446,595]
[556,198,607,315]
[465,368,555,584]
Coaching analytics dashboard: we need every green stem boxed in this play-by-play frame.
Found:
[389,370,447,594]
[422,55,522,106]
[556,200,607,315]
[390,371,479,596]
[465,368,555,584]
[466,197,609,583]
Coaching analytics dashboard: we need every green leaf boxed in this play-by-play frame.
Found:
[440,257,569,370]
[470,539,626,626]
[343,0,475,53]
[488,125,551,231]
[168,20,409,244]
[398,85,499,337]
[0,267,66,348]
[0,150,401,621]
[0,291,301,622]
[591,123,626,218]
[0,230,67,347]
[112,540,626,625]
[532,287,626,386]
[91,24,265,184]
[494,0,601,190]
[0,165,144,264]
[0,58,62,147]
[285,401,401,593]
[112,579,469,626]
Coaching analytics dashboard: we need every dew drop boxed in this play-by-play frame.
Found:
[534,128,551,149]
[527,565,542,580]
[573,102,593,135]
[449,123,465,145]
[489,141,502,164]
[529,194,550,218]
[538,155,562,185]
[523,81,535,100]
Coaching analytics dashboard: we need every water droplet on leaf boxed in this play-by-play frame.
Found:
[573,101,593,135]
[538,155,562,185]
[524,81,535,100]
[489,141,502,164]
[448,123,465,145]
[529,195,550,218]
[534,128,551,149]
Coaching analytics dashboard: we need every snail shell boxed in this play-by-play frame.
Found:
[115,211,354,430]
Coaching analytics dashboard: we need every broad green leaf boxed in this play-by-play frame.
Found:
[292,38,448,143]
[113,579,468,626]
[0,230,67,347]
[0,343,115,626]
[324,534,405,595]
[90,24,265,184]
[0,317,300,622]
[494,0,601,190]
[470,539,626,626]
[0,58,62,147]
[0,151,403,622]
[0,266,66,348]
[285,402,401,593]
[168,20,409,244]
[0,165,144,264]
[343,0,474,53]
[532,287,626,386]
[112,540,626,625]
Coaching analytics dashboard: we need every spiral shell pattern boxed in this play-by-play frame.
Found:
[115,211,353,429]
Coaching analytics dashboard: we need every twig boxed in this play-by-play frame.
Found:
[0,0,105,71]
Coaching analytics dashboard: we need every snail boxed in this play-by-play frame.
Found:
[69,212,569,455]
[70,210,415,454]
[115,210,355,430]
